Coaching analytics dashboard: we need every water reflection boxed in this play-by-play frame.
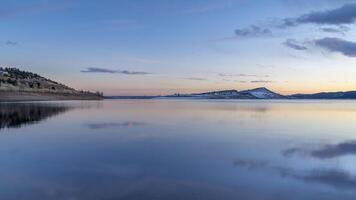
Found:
[1,100,356,199]
[0,103,72,130]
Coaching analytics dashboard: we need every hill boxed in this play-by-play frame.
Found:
[0,68,103,101]
[167,87,285,99]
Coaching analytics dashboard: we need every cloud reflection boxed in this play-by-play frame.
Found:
[233,159,269,169]
[86,121,146,129]
[283,141,356,159]
[234,158,356,190]
[288,169,356,189]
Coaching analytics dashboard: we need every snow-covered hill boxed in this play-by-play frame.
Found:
[239,87,284,99]
[167,87,285,99]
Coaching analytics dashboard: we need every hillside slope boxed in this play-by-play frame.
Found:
[0,68,103,101]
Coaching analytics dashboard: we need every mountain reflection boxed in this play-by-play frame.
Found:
[0,103,72,130]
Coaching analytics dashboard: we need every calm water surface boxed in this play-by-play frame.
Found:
[1,99,356,200]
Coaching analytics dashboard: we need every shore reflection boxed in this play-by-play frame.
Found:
[0,103,72,130]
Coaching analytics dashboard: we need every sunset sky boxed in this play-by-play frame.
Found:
[2,0,356,95]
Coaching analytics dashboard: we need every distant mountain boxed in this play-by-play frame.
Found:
[166,87,356,100]
[0,68,103,101]
[167,87,285,99]
[290,91,356,99]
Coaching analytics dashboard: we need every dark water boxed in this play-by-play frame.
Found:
[1,100,356,200]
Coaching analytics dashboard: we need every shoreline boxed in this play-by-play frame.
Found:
[0,91,103,102]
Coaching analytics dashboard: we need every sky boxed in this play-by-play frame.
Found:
[2,0,356,95]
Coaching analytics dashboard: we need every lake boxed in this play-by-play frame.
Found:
[1,99,356,200]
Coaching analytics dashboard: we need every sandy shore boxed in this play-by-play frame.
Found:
[0,91,103,102]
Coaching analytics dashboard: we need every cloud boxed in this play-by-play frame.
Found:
[250,80,272,83]
[81,68,152,75]
[5,41,18,46]
[234,25,272,37]
[314,37,356,57]
[81,68,117,73]
[320,25,350,34]
[86,121,146,129]
[184,77,207,81]
[218,73,272,83]
[320,27,342,33]
[282,3,356,27]
[232,3,356,40]
[218,73,269,78]
[283,39,307,50]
